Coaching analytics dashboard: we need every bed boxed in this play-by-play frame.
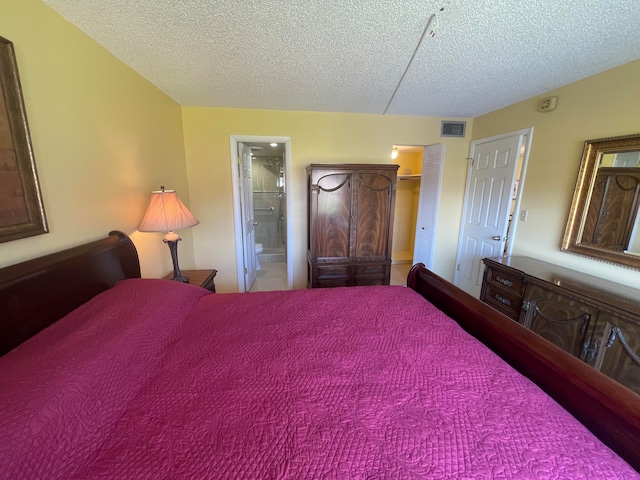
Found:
[1,231,639,478]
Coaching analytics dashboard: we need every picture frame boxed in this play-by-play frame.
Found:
[0,35,47,243]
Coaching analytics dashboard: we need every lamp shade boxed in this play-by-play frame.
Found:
[138,188,199,233]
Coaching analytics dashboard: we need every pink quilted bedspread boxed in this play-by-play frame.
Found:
[0,279,637,479]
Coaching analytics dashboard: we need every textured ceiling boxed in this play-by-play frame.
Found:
[43,0,640,117]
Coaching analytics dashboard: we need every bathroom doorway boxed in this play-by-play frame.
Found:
[230,135,293,292]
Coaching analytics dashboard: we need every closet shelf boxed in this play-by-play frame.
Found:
[398,174,421,180]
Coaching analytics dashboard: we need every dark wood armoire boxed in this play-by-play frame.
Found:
[307,164,399,288]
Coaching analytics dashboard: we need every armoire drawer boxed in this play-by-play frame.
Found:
[315,264,350,279]
[353,277,387,286]
[354,264,389,286]
[354,264,386,276]
[314,278,351,288]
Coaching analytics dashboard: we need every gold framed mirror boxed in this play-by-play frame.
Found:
[562,134,640,269]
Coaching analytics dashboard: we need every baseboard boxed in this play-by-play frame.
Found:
[391,252,413,265]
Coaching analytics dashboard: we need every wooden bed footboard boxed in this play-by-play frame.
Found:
[408,263,640,472]
[0,231,140,356]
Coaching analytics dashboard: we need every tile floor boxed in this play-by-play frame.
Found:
[249,262,288,292]
[390,262,413,286]
[249,262,414,292]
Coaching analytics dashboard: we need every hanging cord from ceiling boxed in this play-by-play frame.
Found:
[383,11,439,115]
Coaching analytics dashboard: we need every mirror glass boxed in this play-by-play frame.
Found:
[562,134,640,269]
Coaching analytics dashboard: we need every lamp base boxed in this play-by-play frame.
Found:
[171,273,190,283]
[164,238,189,283]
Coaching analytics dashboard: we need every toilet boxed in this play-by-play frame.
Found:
[254,243,263,270]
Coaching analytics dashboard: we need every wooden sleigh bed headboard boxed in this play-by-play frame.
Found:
[0,231,140,356]
[0,232,638,472]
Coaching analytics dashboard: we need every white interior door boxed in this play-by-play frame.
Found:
[238,142,257,290]
[453,134,523,297]
[413,144,445,269]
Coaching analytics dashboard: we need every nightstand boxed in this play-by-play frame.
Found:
[164,269,217,292]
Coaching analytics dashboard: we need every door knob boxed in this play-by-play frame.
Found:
[252,221,258,225]
[492,235,502,241]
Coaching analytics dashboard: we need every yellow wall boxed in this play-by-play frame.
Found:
[182,108,472,291]
[0,0,192,277]
[17,1,635,293]
[473,59,640,289]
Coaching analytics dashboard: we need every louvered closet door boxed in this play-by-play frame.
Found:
[413,144,445,269]
[314,172,353,261]
[354,171,393,260]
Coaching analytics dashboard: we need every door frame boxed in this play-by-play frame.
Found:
[230,135,293,292]
[238,142,257,290]
[453,127,533,287]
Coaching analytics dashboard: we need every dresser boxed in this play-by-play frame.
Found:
[307,164,398,288]
[481,256,640,394]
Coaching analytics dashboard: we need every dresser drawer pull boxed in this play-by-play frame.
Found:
[495,275,513,287]
[581,335,600,363]
[494,294,512,306]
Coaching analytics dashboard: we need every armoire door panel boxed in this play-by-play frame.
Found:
[314,173,352,259]
[355,172,392,259]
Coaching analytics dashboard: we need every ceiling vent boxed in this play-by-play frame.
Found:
[441,121,466,137]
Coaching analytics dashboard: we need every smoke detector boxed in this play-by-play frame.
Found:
[537,96,558,113]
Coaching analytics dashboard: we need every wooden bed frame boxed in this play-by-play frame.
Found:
[0,231,140,357]
[1,232,638,471]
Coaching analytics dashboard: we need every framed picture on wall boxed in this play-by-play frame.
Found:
[0,35,47,243]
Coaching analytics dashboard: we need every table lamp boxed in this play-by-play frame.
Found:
[138,186,199,282]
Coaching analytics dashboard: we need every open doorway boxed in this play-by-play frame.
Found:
[390,144,445,284]
[230,135,293,292]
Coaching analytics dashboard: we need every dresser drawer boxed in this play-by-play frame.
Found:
[483,283,523,320]
[485,266,524,296]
